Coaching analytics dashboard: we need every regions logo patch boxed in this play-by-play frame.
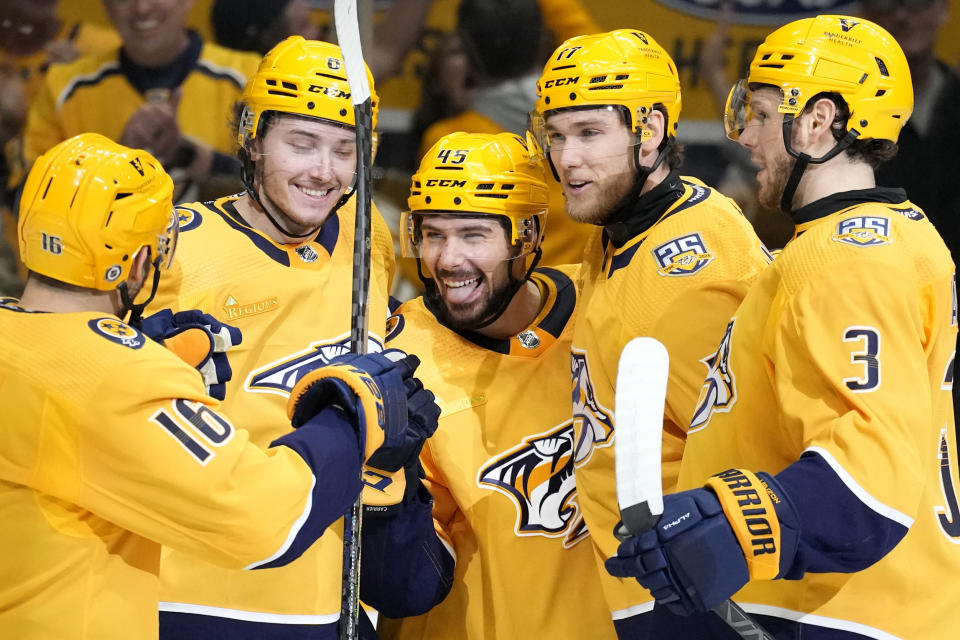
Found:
[88,317,146,349]
[175,205,202,232]
[478,422,588,548]
[571,350,614,466]
[833,216,892,247]
[652,232,715,276]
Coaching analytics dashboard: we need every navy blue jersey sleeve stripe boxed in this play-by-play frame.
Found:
[775,451,908,576]
[253,407,362,570]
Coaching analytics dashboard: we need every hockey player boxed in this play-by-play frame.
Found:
[374,131,616,639]
[529,29,772,636]
[606,16,960,639]
[0,133,435,640]
[147,36,430,638]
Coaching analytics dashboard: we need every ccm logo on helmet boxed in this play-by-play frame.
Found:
[425,179,467,187]
[307,84,350,99]
[544,76,579,88]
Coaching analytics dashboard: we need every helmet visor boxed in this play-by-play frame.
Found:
[724,79,754,142]
[400,211,534,261]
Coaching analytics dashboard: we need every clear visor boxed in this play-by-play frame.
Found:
[724,79,754,142]
[157,209,179,270]
[399,211,534,261]
[529,105,642,160]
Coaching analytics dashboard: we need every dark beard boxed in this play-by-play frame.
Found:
[425,270,517,332]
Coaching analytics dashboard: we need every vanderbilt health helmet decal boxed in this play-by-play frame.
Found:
[246,334,383,397]
[478,422,588,548]
[652,232,715,276]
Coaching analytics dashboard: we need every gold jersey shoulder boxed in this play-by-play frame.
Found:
[679,199,958,639]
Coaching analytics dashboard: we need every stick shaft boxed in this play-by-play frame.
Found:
[334,2,374,638]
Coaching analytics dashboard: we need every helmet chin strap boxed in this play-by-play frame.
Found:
[778,114,860,213]
[117,256,163,328]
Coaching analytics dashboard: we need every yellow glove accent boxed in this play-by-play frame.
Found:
[361,465,408,514]
[162,327,213,369]
[706,468,782,581]
[286,363,386,461]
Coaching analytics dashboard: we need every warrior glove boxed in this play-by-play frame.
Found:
[605,468,800,616]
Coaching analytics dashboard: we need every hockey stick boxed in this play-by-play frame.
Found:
[334,1,374,638]
[614,337,775,640]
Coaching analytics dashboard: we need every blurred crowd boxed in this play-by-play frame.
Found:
[0,0,957,298]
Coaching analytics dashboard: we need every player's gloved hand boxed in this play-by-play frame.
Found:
[361,365,440,516]
[287,350,437,467]
[605,468,799,616]
[367,367,440,471]
[141,308,242,400]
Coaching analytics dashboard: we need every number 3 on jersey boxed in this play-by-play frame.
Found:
[150,399,235,465]
[842,326,880,392]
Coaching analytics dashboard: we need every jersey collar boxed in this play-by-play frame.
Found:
[119,30,202,94]
[441,267,577,357]
[604,171,686,249]
[790,186,909,227]
[211,197,340,267]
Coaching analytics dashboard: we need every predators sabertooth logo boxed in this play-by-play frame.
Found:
[246,335,382,397]
[570,350,614,466]
[690,319,737,432]
[478,423,588,548]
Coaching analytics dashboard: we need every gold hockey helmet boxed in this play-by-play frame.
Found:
[19,133,176,291]
[237,36,379,144]
[402,131,549,261]
[531,29,682,148]
[725,15,912,143]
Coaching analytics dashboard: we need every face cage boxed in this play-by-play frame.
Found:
[399,211,538,260]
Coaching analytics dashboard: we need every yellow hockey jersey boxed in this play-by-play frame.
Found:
[148,194,395,624]
[380,265,617,640]
[18,34,258,180]
[678,191,960,639]
[571,174,771,621]
[0,302,328,640]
